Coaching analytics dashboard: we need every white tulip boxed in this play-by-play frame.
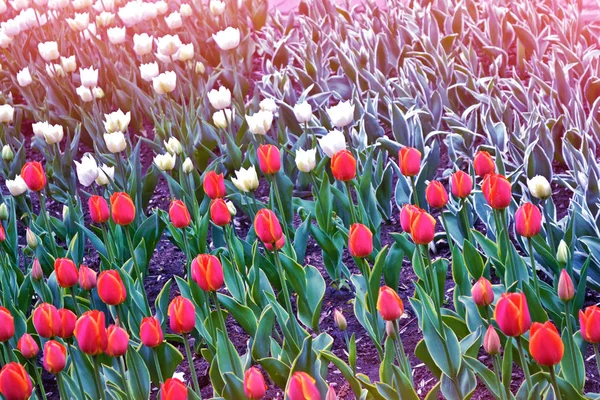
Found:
[37,41,59,61]
[155,0,168,14]
[6,174,27,196]
[104,131,127,153]
[528,175,552,200]
[42,123,63,144]
[180,3,192,17]
[152,71,176,95]
[1,144,13,160]
[79,66,98,88]
[295,148,317,173]
[165,11,182,29]
[293,101,312,123]
[133,33,153,56]
[164,137,182,155]
[95,164,114,185]
[156,34,182,57]
[118,2,142,27]
[74,154,98,186]
[66,12,89,31]
[182,157,193,173]
[0,104,14,123]
[231,166,258,192]
[318,129,346,157]
[16,66,32,86]
[107,26,126,44]
[141,1,157,20]
[245,110,273,135]
[176,43,194,62]
[557,240,569,264]
[140,62,159,82]
[93,87,104,99]
[259,98,277,113]
[92,0,114,12]
[80,23,99,41]
[153,152,176,171]
[209,0,225,15]
[226,200,236,215]
[326,100,355,128]
[48,0,68,9]
[2,19,20,37]
[32,121,48,138]
[96,11,115,28]
[0,32,12,48]
[76,85,94,102]
[45,63,65,78]
[104,109,131,133]
[71,0,91,9]
[212,27,240,51]
[60,55,76,73]
[213,109,232,129]
[0,0,6,13]
[207,86,231,110]
[195,61,205,74]
[9,0,28,11]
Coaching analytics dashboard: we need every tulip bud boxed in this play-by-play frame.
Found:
[348,223,372,258]
[333,309,347,331]
[26,228,38,249]
[78,265,97,291]
[377,286,405,321]
[473,150,495,177]
[33,303,60,339]
[471,277,494,307]
[195,61,205,75]
[482,173,512,210]
[210,198,231,227]
[400,204,420,233]
[254,209,283,244]
[0,203,8,220]
[244,367,267,400]
[62,205,69,222]
[43,340,67,374]
[226,200,236,216]
[110,192,136,225]
[182,157,194,174]
[557,240,569,264]
[54,258,79,288]
[515,203,542,238]
[168,296,196,334]
[331,149,356,182]
[494,292,531,337]
[97,270,127,306]
[451,170,473,199]
[257,144,281,175]
[154,153,176,171]
[20,161,47,192]
[169,199,191,229]
[483,325,501,355]
[580,305,600,343]
[1,144,13,161]
[140,316,163,348]
[106,324,129,357]
[557,269,574,302]
[161,378,188,400]
[398,147,421,177]
[288,372,320,400]
[210,0,226,15]
[203,171,226,199]
[0,307,14,342]
[528,175,552,200]
[530,321,564,366]
[410,210,436,245]
[74,310,108,355]
[425,180,448,208]
[0,224,4,242]
[232,166,259,192]
[17,334,39,359]
[386,320,397,340]
[191,254,224,292]
[103,131,127,153]
[88,195,110,224]
[57,308,77,339]
[6,175,28,197]
[31,258,43,280]
[0,363,33,400]
[152,71,177,95]
[164,137,183,155]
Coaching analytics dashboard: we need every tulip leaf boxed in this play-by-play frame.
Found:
[138,342,183,386]
[560,327,585,391]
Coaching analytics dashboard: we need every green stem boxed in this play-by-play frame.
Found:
[38,192,59,257]
[344,181,358,225]
[92,357,107,400]
[527,238,540,298]
[411,177,420,208]
[549,367,562,400]
[182,230,192,276]
[440,212,453,251]
[563,300,581,389]
[210,291,241,376]
[492,355,505,400]
[57,373,68,399]
[594,344,600,379]
[115,155,128,191]
[393,320,413,385]
[543,203,555,253]
[30,360,47,400]
[423,245,442,310]
[100,223,115,268]
[126,353,144,399]
[124,227,143,281]
[152,349,164,384]
[70,287,82,315]
[273,249,299,344]
[271,176,291,241]
[118,356,134,400]
[460,198,473,244]
[183,333,202,399]
[515,336,533,392]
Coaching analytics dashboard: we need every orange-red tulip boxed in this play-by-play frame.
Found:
[191,254,224,292]
[287,371,320,400]
[494,292,531,337]
[515,203,542,238]
[254,208,283,244]
[579,305,600,343]
[557,269,574,302]
[0,307,14,342]
[348,223,372,258]
[203,171,226,199]
[483,325,501,355]
[482,174,512,210]
[33,303,60,338]
[17,334,39,359]
[42,340,67,374]
[21,161,46,191]
[410,210,436,245]
[377,286,405,321]
[0,362,33,400]
[264,234,286,252]
[97,270,127,306]
[451,170,473,199]
[398,147,421,177]
[169,199,191,228]
[473,151,495,177]
[529,321,564,366]
[244,367,267,399]
[168,296,196,334]
[160,378,188,400]
[471,277,494,307]
[54,258,79,288]
[74,310,108,355]
[257,144,281,175]
[106,324,129,357]
[110,192,136,225]
[330,149,356,181]
[78,265,97,291]
[425,180,448,208]
[140,316,163,348]
[210,198,231,226]
[400,204,420,233]
[57,308,77,339]
[88,195,110,224]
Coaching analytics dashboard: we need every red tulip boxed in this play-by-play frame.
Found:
[377,286,405,321]
[33,303,60,338]
[160,378,188,400]
[140,316,163,348]
[410,210,436,245]
[529,321,564,366]
[471,277,494,307]
[0,362,33,400]
[398,147,421,177]
[474,151,495,177]
[210,198,231,226]
[31,258,43,280]
[74,310,108,355]
[257,144,281,175]
[254,208,283,244]
[110,192,136,225]
[78,265,97,291]
[106,324,129,357]
[264,234,286,252]
[482,174,512,210]
[88,195,110,223]
[330,149,356,181]
[21,161,46,191]
[244,367,267,399]
[168,296,196,334]
[169,199,191,228]
[557,269,575,302]
[425,180,448,208]
[54,258,78,288]
[400,204,420,233]
[515,203,542,238]
[579,306,600,343]
[483,325,501,355]
[42,340,67,374]
[451,170,472,198]
[348,223,372,258]
[287,371,320,400]
[191,254,224,292]
[97,270,127,306]
[57,308,77,339]
[0,224,5,242]
[203,171,226,199]
[17,334,39,359]
[494,292,531,337]
[0,307,14,342]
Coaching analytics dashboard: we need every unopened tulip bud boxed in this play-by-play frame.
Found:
[182,157,194,174]
[333,309,346,331]
[1,144,13,161]
[483,325,501,355]
[557,269,575,302]
[31,258,43,280]
[62,205,69,221]
[26,228,38,249]
[386,321,396,340]
[195,61,205,74]
[528,175,552,200]
[0,203,7,220]
[471,277,494,307]
[557,240,569,265]
[226,200,236,216]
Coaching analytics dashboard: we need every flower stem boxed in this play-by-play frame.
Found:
[124,227,143,280]
[515,336,533,392]
[411,177,420,208]
[549,367,562,400]
[460,198,472,244]
[92,356,107,400]
[543,203,555,253]
[527,238,540,298]
[271,176,291,241]
[183,333,202,399]
[38,192,58,257]
[70,287,82,315]
[117,356,135,400]
[344,181,358,225]
[594,344,600,380]
[273,249,299,344]
[393,319,412,384]
[440,212,453,251]
[30,360,47,400]
[492,355,505,400]
[152,349,164,384]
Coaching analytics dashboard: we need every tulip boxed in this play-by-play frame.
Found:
[161,378,188,400]
[471,277,494,307]
[153,71,177,95]
[140,316,163,348]
[483,325,501,355]
[96,164,115,185]
[257,145,281,175]
[17,67,32,87]
[254,209,283,244]
[209,0,225,15]
[97,270,127,305]
[20,161,46,191]
[0,224,4,242]
[207,86,231,110]
[54,258,78,288]
[74,310,108,355]
[318,129,346,158]
[0,363,33,400]
[110,192,136,225]
[244,367,267,399]
[348,223,372,258]
[43,340,67,374]
[232,166,259,192]
[57,308,77,339]
[579,306,600,343]
[246,111,274,135]
[386,320,396,340]
[0,203,6,220]
[106,324,129,357]
[31,258,43,280]
[168,296,196,334]
[1,145,13,160]
[527,175,552,200]
[212,26,240,51]
[180,3,192,16]
[400,204,420,233]
[0,104,14,123]
[191,254,224,292]
[60,55,77,73]
[17,334,39,358]
[33,303,60,338]
[158,37,183,58]
[169,199,191,228]
[473,151,495,177]
[26,228,38,249]
[557,240,569,264]
[529,321,564,366]
[326,100,355,128]
[79,66,98,88]
[494,292,531,337]
[482,173,512,210]
[398,147,421,177]
[264,234,286,252]
[515,203,542,238]
[78,265,97,291]
[287,372,320,400]
[333,309,347,331]
[104,109,131,133]
[425,180,448,208]
[165,11,182,29]
[164,137,182,155]
[295,148,317,173]
[133,33,153,55]
[210,198,231,226]
[213,109,232,128]
[73,153,98,186]
[182,158,194,174]
[330,149,356,182]
[38,41,59,61]
[0,307,14,342]
[195,61,205,74]
[107,26,126,44]
[557,269,574,302]
[140,62,159,82]
[203,171,226,199]
[6,175,27,196]
[451,170,472,198]
[66,12,89,31]
[293,101,312,123]
[377,286,405,321]
[104,131,127,153]
[88,195,110,223]
[259,98,277,113]
[154,153,176,171]
[410,210,436,245]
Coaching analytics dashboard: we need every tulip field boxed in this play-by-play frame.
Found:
[3,0,600,399]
